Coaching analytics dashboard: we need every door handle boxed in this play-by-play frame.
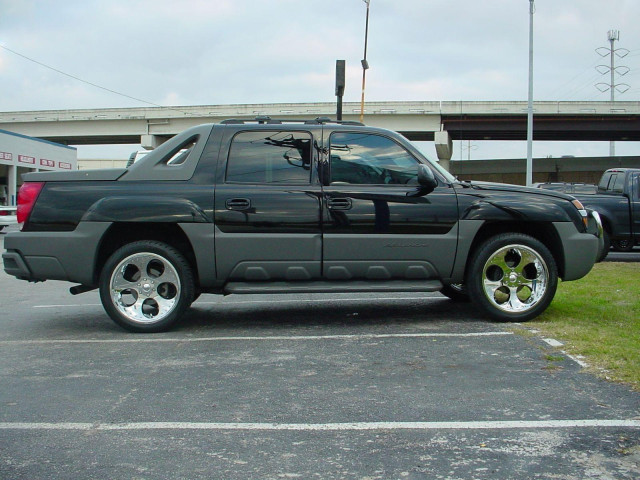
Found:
[225,198,251,211]
[327,198,352,210]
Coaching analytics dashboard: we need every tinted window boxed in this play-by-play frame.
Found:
[599,173,613,191]
[329,132,419,185]
[612,173,626,193]
[226,131,312,184]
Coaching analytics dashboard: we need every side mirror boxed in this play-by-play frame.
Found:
[408,164,437,196]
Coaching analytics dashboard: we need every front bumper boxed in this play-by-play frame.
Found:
[554,209,604,281]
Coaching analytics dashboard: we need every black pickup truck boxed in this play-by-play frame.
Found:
[574,168,640,255]
[3,118,603,332]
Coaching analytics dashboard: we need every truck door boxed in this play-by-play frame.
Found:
[214,127,323,281]
[321,130,459,281]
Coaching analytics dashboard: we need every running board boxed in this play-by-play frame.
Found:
[223,280,443,295]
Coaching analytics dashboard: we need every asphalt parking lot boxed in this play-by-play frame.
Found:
[1,233,639,479]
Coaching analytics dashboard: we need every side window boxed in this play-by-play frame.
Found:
[329,132,420,185]
[612,173,625,193]
[599,173,613,191]
[226,131,312,184]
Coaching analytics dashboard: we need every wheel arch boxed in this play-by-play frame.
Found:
[463,221,565,279]
[94,223,200,287]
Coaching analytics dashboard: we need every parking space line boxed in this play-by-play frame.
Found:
[0,331,513,345]
[1,419,638,431]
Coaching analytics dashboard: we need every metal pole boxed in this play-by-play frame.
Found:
[609,33,616,157]
[359,0,370,124]
[336,60,345,121]
[526,0,534,187]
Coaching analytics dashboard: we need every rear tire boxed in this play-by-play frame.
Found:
[99,241,195,333]
[466,233,558,322]
[612,238,634,252]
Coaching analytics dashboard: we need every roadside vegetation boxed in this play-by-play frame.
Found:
[527,262,640,390]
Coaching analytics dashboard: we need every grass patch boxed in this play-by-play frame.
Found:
[529,262,640,390]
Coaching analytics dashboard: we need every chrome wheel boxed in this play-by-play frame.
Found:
[109,252,181,325]
[481,244,549,314]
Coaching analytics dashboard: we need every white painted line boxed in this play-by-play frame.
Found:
[33,303,101,308]
[0,331,513,345]
[541,337,589,368]
[0,419,638,431]
[565,353,589,368]
[32,296,436,309]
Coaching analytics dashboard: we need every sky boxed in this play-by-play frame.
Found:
[1,0,639,160]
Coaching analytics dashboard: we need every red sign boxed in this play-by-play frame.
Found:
[58,162,72,170]
[40,158,56,167]
[0,152,12,161]
[18,155,35,164]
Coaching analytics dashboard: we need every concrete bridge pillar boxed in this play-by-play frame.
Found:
[141,134,165,150]
[434,129,453,171]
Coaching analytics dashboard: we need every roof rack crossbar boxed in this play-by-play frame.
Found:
[220,116,365,126]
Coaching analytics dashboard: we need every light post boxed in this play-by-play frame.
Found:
[359,0,371,124]
[526,0,535,187]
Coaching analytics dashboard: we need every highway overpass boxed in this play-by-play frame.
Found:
[1,100,639,170]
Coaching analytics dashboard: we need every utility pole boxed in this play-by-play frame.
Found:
[526,0,535,187]
[595,31,630,157]
[359,0,371,124]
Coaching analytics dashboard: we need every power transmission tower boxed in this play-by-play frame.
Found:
[595,30,630,157]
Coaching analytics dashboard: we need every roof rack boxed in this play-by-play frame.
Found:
[220,116,364,126]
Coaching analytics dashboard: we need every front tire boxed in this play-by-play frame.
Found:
[466,233,558,322]
[440,283,470,302]
[99,241,195,333]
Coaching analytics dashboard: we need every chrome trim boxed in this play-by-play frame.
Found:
[590,210,603,238]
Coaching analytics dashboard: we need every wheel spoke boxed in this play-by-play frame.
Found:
[111,275,138,292]
[506,286,527,310]
[154,295,177,316]
[482,279,503,300]
[486,254,509,272]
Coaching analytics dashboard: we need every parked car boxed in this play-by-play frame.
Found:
[0,206,17,232]
[3,118,603,332]
[125,150,149,168]
[574,168,640,256]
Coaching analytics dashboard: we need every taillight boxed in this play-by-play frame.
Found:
[17,182,45,225]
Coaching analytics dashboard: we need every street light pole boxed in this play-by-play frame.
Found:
[526,0,535,187]
[608,30,617,157]
[359,0,371,124]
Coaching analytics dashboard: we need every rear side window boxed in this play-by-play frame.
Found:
[612,173,626,193]
[226,131,312,184]
[599,173,613,191]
